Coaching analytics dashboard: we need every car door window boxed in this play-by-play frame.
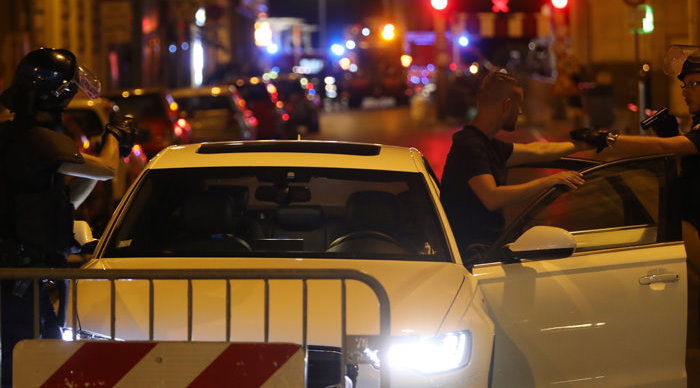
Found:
[492,155,678,257]
[472,155,685,386]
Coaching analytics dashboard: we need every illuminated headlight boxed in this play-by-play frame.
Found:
[388,331,471,374]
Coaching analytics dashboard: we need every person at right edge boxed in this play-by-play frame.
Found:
[570,48,700,371]
[0,47,135,387]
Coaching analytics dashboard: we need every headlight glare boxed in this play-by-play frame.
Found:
[388,330,471,374]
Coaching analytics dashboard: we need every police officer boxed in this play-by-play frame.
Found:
[570,52,700,227]
[0,48,135,387]
[571,49,700,358]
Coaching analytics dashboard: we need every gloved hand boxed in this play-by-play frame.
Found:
[641,108,679,137]
[569,127,610,153]
[105,113,136,158]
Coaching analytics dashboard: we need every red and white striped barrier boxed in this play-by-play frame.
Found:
[14,340,304,387]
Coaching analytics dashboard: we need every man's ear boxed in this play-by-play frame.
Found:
[502,97,514,113]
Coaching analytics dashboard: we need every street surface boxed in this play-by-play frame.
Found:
[308,102,700,384]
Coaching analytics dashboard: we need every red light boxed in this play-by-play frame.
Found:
[282,113,290,121]
[492,0,509,12]
[174,118,190,137]
[449,62,457,71]
[431,0,447,10]
[551,0,567,9]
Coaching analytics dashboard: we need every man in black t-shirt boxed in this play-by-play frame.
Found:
[441,72,588,263]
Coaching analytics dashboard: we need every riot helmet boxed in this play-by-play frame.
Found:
[0,47,101,115]
[663,45,700,81]
[678,55,700,81]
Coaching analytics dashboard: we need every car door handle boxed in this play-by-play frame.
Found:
[639,273,680,285]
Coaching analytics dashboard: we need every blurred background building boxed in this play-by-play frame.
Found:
[0,0,264,92]
[0,0,697,128]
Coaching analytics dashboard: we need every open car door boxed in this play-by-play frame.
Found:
[472,155,686,386]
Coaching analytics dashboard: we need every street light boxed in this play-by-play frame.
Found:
[551,0,568,9]
[431,0,447,11]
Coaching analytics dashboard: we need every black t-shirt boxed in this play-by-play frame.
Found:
[440,125,513,252]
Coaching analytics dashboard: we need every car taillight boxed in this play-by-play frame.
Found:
[244,110,258,128]
[174,118,190,137]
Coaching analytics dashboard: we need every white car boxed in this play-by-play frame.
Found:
[74,141,687,387]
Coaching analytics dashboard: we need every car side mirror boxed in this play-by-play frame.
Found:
[69,221,97,266]
[73,220,96,247]
[505,225,576,260]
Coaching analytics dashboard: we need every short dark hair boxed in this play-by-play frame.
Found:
[477,70,522,105]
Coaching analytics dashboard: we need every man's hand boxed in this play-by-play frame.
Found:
[569,127,610,153]
[647,109,679,137]
[105,113,136,158]
[545,171,585,190]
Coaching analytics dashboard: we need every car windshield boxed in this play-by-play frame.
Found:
[103,166,450,261]
[175,95,234,112]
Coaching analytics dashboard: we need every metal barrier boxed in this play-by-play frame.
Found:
[0,268,391,387]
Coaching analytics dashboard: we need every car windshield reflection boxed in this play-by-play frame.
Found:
[104,167,450,261]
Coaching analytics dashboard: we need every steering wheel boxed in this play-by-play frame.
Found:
[327,230,402,250]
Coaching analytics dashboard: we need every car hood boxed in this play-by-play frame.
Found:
[77,258,472,344]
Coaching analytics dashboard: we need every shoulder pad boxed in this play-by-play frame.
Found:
[7,126,84,174]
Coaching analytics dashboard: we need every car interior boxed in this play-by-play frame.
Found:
[104,167,450,261]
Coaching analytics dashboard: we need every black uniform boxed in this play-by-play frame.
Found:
[0,118,84,387]
[440,125,513,261]
[679,115,700,232]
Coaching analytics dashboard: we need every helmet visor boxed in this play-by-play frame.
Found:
[663,45,700,78]
[74,62,101,99]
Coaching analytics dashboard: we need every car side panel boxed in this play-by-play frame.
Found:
[474,242,686,387]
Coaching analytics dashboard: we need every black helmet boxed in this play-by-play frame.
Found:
[0,47,101,114]
[678,54,700,81]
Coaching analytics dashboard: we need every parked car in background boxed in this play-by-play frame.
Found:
[103,88,191,158]
[273,74,320,135]
[230,77,289,139]
[73,141,686,386]
[63,97,148,234]
[171,85,257,142]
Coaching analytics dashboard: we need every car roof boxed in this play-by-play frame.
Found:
[147,140,424,172]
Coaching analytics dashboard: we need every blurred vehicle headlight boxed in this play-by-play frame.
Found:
[388,331,471,374]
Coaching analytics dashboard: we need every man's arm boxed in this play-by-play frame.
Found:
[604,134,698,157]
[469,170,584,211]
[507,141,586,167]
[67,177,98,208]
[59,134,120,209]
[57,134,120,180]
